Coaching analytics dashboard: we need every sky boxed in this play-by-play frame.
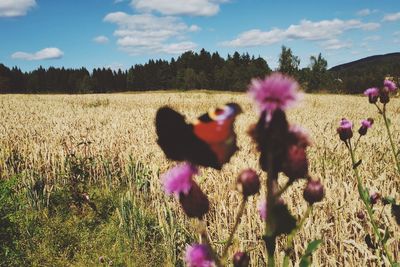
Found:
[0,0,399,71]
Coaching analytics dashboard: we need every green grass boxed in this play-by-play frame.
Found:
[0,156,191,267]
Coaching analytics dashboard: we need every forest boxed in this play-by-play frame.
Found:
[0,47,399,94]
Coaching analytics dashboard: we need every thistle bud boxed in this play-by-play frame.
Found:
[369,192,381,205]
[358,118,373,136]
[237,169,260,197]
[303,179,324,204]
[282,145,308,180]
[233,251,250,267]
[364,88,379,104]
[379,89,390,104]
[179,182,210,219]
[337,118,353,141]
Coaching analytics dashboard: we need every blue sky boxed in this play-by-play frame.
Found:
[0,0,399,71]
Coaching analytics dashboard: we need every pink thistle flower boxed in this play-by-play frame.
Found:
[184,244,214,267]
[364,87,379,103]
[384,79,397,92]
[337,118,353,141]
[359,118,373,136]
[257,200,267,221]
[361,119,373,128]
[248,72,299,114]
[161,162,198,197]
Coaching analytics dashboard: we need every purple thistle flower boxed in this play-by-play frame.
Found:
[248,72,299,114]
[364,87,379,103]
[359,118,373,136]
[337,118,353,141]
[361,119,373,129]
[184,244,214,267]
[161,162,198,197]
[384,79,397,92]
[257,200,267,221]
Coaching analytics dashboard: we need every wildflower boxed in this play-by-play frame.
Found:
[257,200,267,221]
[303,179,324,204]
[379,89,390,104]
[161,163,209,219]
[233,251,250,267]
[282,145,308,180]
[358,118,373,136]
[161,162,198,197]
[369,192,381,205]
[337,118,353,141]
[179,182,210,219]
[237,169,260,198]
[364,87,379,104]
[185,244,214,267]
[248,72,299,114]
[384,79,397,92]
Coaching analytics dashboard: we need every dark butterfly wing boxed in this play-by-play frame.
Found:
[193,103,241,165]
[156,107,220,169]
[155,103,241,169]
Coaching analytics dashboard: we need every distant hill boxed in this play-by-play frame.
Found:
[329,53,400,94]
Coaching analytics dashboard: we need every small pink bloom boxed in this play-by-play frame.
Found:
[361,119,373,129]
[257,200,267,221]
[185,244,214,267]
[364,87,379,103]
[248,72,299,113]
[161,162,198,197]
[337,118,353,141]
[384,79,397,92]
[364,87,379,97]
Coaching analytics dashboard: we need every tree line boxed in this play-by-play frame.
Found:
[1,46,394,94]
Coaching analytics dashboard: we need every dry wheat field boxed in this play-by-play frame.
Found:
[0,92,399,266]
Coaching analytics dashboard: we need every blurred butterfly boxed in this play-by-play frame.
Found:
[156,103,242,170]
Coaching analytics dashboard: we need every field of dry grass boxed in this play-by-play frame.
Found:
[0,92,399,266]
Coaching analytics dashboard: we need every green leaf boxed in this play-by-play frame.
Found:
[382,228,390,244]
[299,239,323,267]
[299,257,311,267]
[382,196,396,205]
[304,239,323,255]
[353,159,362,169]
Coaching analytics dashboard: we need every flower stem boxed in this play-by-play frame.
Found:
[347,141,394,265]
[265,152,278,267]
[200,229,223,267]
[282,205,313,267]
[221,197,247,260]
[382,106,400,174]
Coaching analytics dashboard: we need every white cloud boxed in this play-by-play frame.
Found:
[11,47,64,60]
[104,12,198,54]
[0,0,36,17]
[93,35,109,44]
[320,39,352,50]
[363,35,381,41]
[356,8,378,17]
[393,31,400,36]
[383,12,400,22]
[221,19,380,47]
[130,0,227,16]
[357,9,371,16]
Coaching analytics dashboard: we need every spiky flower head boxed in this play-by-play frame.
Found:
[184,244,214,267]
[248,72,299,114]
[364,87,379,104]
[161,162,198,197]
[384,79,397,92]
[337,118,353,141]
